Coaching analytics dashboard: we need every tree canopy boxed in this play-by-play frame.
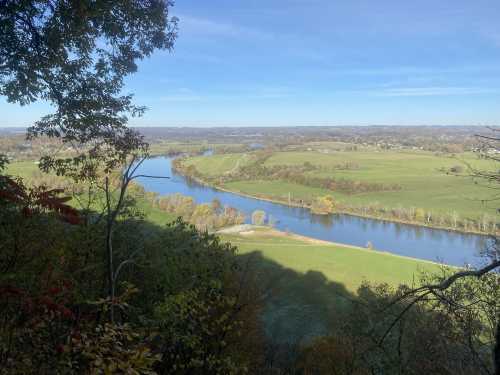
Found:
[0,0,177,176]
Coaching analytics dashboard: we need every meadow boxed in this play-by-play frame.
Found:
[219,227,444,341]
[6,160,177,226]
[220,227,440,292]
[184,146,496,222]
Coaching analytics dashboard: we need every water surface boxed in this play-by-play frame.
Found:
[135,156,490,267]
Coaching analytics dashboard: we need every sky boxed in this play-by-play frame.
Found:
[2,0,500,127]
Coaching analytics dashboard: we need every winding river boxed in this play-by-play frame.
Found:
[135,156,492,267]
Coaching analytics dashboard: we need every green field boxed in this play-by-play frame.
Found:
[6,159,439,291]
[5,160,40,177]
[221,229,440,292]
[220,228,443,340]
[185,147,496,220]
[5,161,177,226]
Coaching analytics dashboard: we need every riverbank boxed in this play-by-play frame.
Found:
[217,224,450,267]
[175,168,493,237]
[177,148,498,236]
[135,156,489,266]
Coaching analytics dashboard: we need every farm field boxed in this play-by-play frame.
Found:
[184,147,496,220]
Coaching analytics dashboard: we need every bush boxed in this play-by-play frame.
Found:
[251,210,266,225]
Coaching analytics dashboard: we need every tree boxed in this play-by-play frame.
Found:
[211,198,222,214]
[252,210,266,226]
[191,203,215,231]
[382,128,500,374]
[311,195,335,215]
[1,1,178,323]
[414,207,425,221]
[1,1,178,178]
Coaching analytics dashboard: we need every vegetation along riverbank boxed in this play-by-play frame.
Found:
[174,145,498,235]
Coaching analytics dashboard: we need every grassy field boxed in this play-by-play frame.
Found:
[220,227,443,341]
[5,161,177,226]
[6,159,440,292]
[221,228,440,293]
[5,160,41,177]
[185,152,254,175]
[185,147,496,220]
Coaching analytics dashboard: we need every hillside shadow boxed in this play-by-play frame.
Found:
[236,250,357,346]
[129,218,358,347]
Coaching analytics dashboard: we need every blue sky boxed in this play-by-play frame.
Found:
[2,0,500,127]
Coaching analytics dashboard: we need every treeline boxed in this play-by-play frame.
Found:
[175,154,401,195]
[234,158,401,195]
[174,157,496,234]
[309,195,496,234]
[339,202,498,234]
[137,187,245,232]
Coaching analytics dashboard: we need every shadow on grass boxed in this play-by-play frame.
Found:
[237,251,356,346]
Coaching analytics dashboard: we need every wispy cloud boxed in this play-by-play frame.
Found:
[375,87,496,97]
[325,64,500,77]
[178,15,275,41]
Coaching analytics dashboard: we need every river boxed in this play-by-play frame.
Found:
[135,156,491,267]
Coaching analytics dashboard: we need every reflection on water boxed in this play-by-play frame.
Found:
[135,157,491,267]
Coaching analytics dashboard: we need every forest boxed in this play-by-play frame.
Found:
[1,1,499,374]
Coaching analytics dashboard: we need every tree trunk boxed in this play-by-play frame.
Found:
[495,320,499,375]
[105,176,115,324]
[106,217,115,324]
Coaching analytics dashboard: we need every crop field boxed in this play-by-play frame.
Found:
[185,146,496,220]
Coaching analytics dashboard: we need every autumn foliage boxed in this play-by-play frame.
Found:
[0,175,81,224]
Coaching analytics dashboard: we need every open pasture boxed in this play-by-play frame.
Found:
[185,147,496,220]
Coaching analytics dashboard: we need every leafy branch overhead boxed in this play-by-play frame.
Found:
[0,0,178,177]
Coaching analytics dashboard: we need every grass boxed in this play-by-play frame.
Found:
[5,160,40,177]
[135,197,177,225]
[221,229,440,293]
[225,179,331,202]
[185,152,254,176]
[6,161,177,225]
[221,228,444,341]
[185,147,496,220]
[7,159,439,292]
